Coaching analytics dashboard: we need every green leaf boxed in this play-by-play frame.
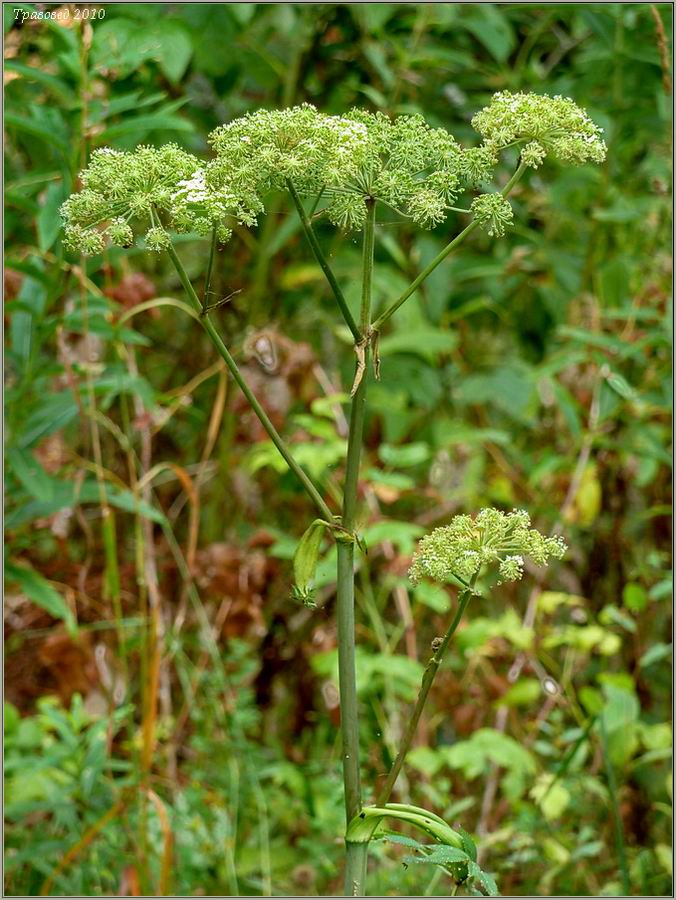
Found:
[361,520,424,556]
[100,111,193,142]
[622,582,648,613]
[639,643,671,669]
[6,448,56,502]
[413,581,450,614]
[530,775,571,820]
[441,728,536,800]
[15,390,79,449]
[4,111,69,155]
[606,371,637,400]
[4,61,76,102]
[37,180,68,251]
[379,442,431,468]
[377,328,457,362]
[404,845,469,866]
[5,562,77,635]
[498,678,541,708]
[104,486,167,525]
[462,4,515,62]
[467,860,499,896]
[381,832,428,850]
[406,746,444,777]
[153,21,193,83]
[457,827,478,863]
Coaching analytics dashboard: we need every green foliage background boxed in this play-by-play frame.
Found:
[4,3,672,896]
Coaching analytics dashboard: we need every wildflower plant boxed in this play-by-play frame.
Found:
[61,90,605,897]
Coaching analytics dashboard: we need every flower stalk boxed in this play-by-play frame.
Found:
[287,178,362,342]
[376,580,476,807]
[165,242,334,523]
[371,160,528,332]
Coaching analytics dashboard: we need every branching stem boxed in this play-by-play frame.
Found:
[287,178,362,342]
[166,242,334,523]
[377,578,477,806]
[371,161,528,332]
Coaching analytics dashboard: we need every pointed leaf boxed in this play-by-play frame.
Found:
[5,563,77,635]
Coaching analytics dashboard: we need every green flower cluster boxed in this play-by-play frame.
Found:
[409,508,567,586]
[208,103,368,222]
[60,144,243,254]
[209,104,468,230]
[319,109,466,229]
[471,91,607,166]
[470,193,514,237]
[61,93,607,254]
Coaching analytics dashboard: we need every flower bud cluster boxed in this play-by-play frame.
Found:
[409,508,567,586]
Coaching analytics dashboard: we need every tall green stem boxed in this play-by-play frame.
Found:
[340,198,375,897]
[371,161,528,331]
[287,179,362,342]
[165,242,333,523]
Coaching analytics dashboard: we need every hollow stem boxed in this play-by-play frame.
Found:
[287,178,362,342]
[166,242,333,522]
[371,161,528,332]
[340,198,375,897]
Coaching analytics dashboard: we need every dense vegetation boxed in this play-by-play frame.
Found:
[4,3,672,896]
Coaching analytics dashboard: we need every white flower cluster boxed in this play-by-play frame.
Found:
[207,104,369,226]
[209,104,468,230]
[409,508,567,586]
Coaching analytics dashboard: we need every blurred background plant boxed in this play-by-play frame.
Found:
[3,3,672,896]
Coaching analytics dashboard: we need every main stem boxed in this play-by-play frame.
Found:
[340,198,375,897]
[165,242,333,523]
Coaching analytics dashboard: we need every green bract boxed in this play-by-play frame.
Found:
[472,91,607,165]
[409,508,567,585]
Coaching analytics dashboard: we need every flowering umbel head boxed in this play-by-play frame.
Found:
[321,109,465,229]
[209,104,470,231]
[207,104,369,226]
[409,508,567,586]
[60,144,250,255]
[471,91,607,167]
